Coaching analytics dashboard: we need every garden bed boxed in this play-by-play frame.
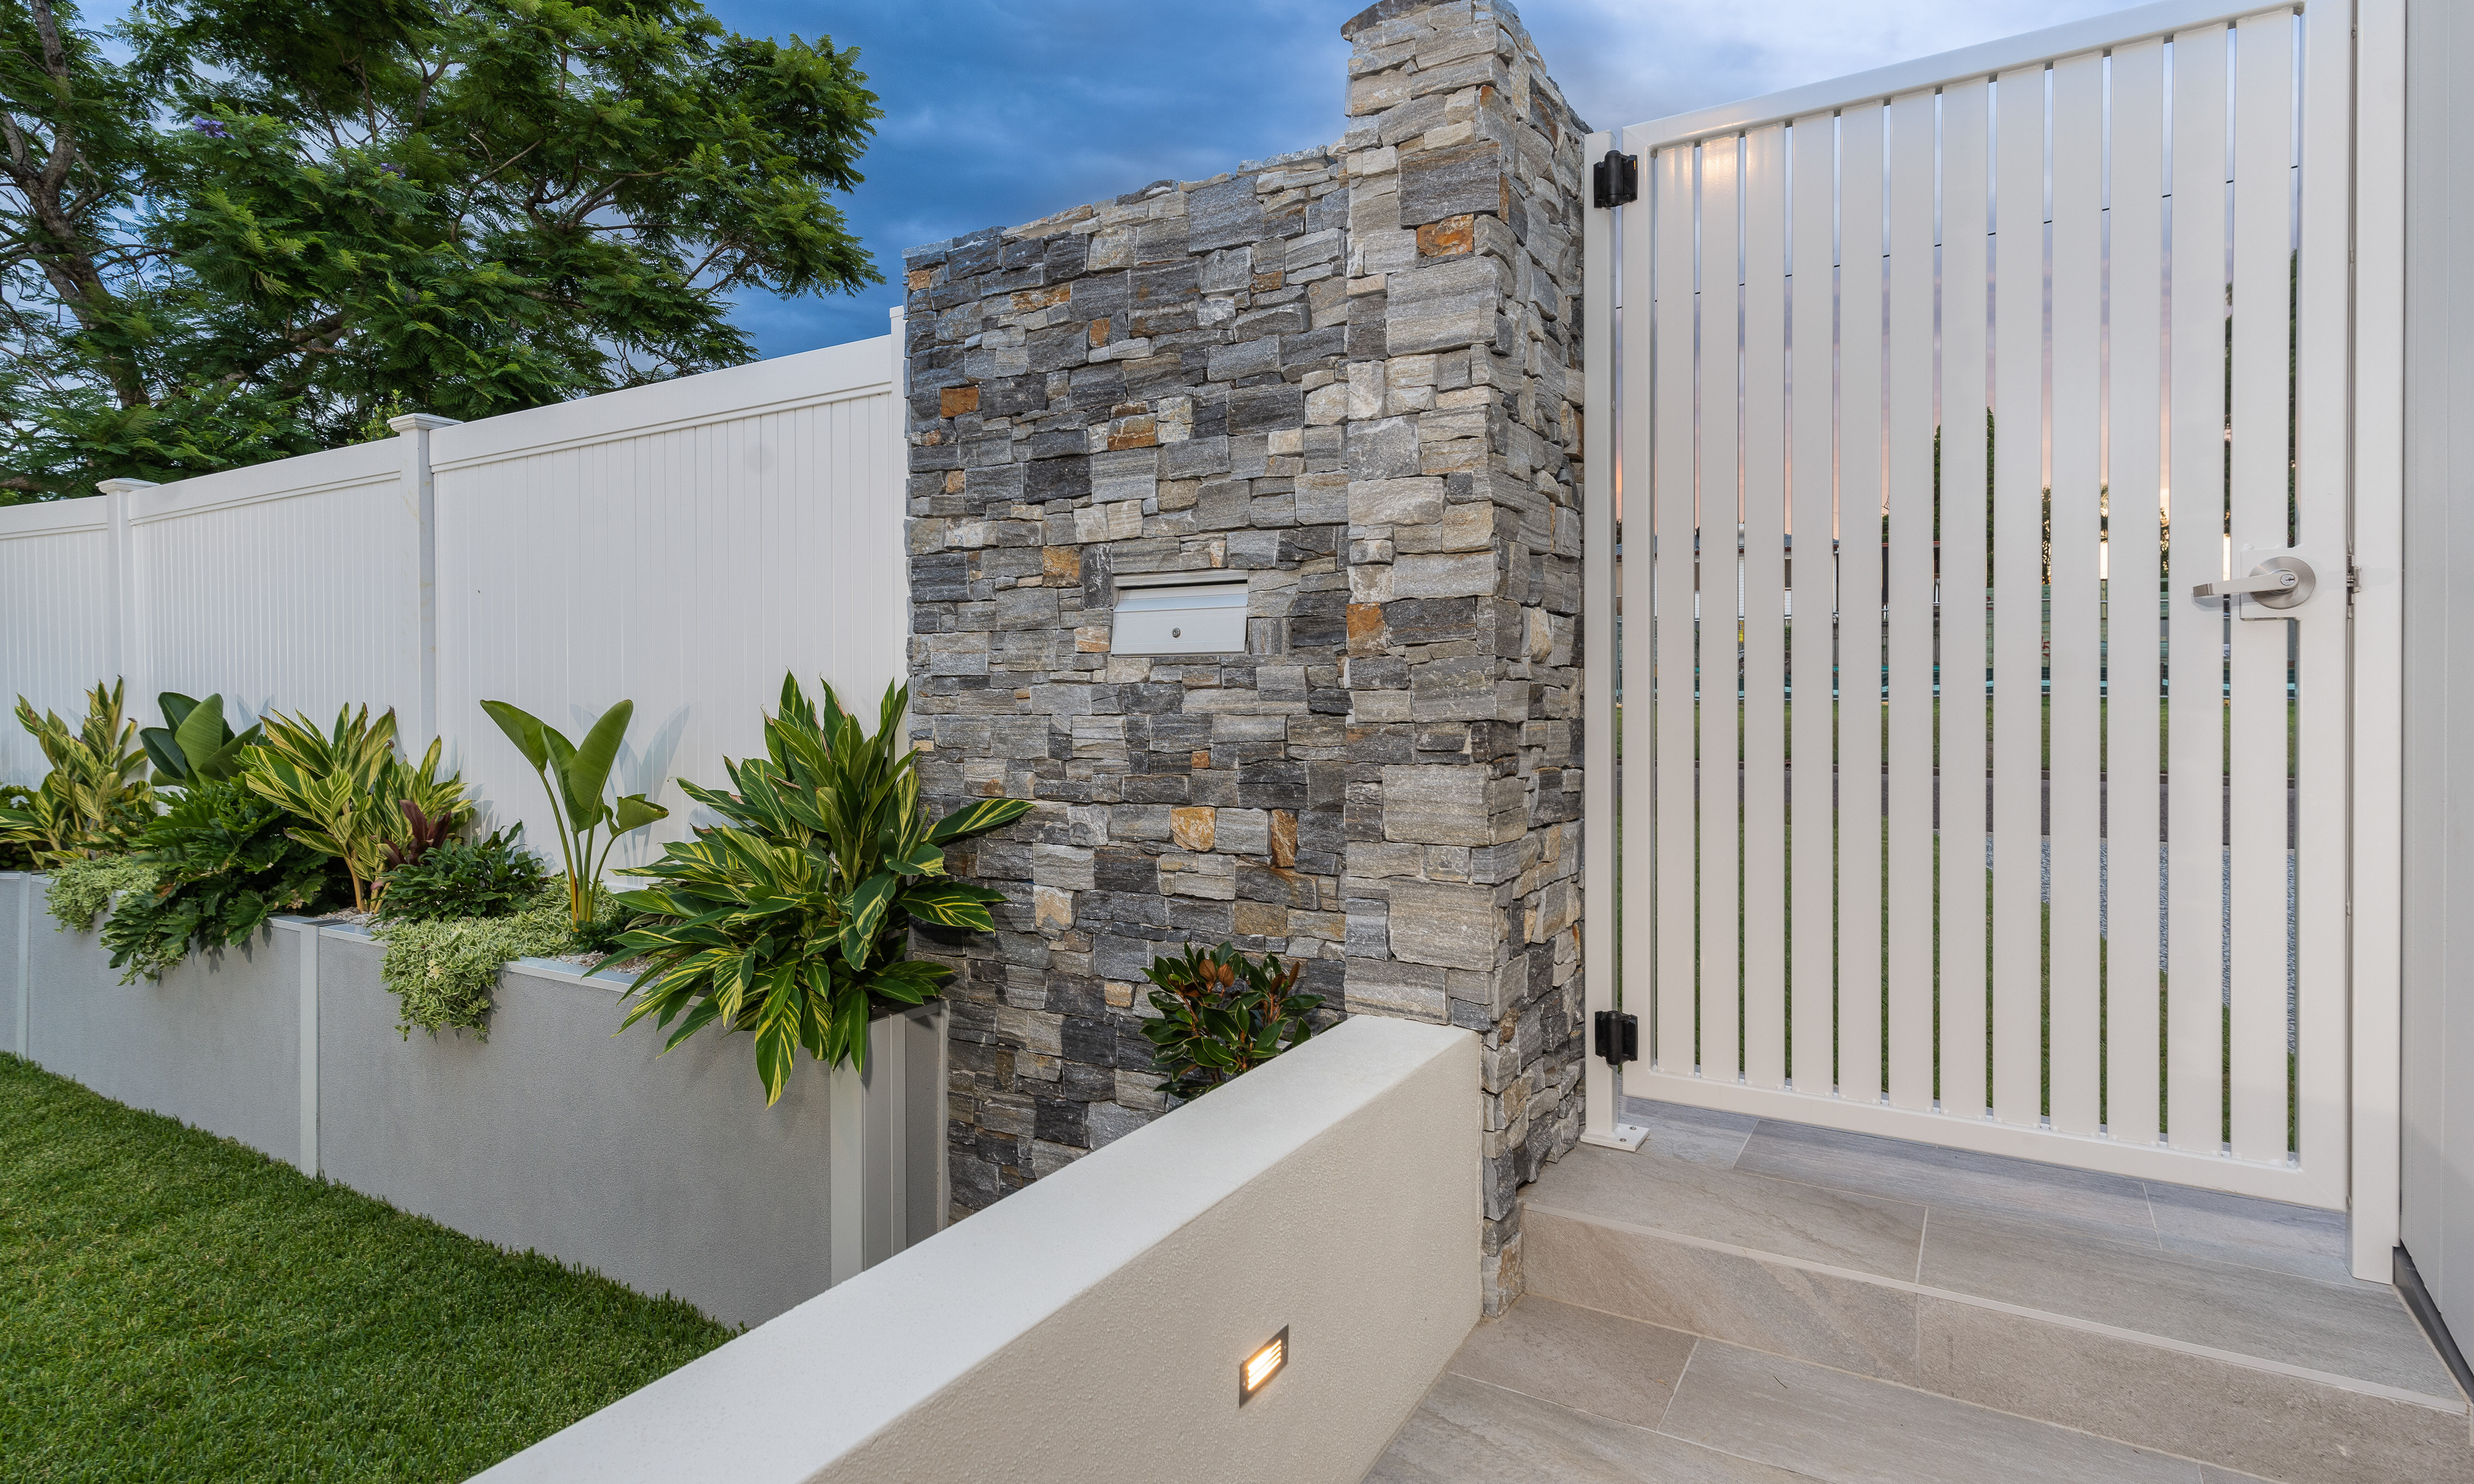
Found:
[2,873,945,1329]
[0,1049,734,1481]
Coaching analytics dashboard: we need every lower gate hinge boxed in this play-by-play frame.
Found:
[1594,1009,1639,1067]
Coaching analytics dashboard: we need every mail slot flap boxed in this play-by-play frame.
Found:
[1117,583,1249,615]
[1114,579,1249,655]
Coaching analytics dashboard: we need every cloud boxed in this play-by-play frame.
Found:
[1519,0,2138,132]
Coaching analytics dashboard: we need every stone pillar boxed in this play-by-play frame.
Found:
[897,0,1588,1317]
[1333,0,1589,1314]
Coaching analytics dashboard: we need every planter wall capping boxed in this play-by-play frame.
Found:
[475,1015,1481,1484]
[0,871,942,1329]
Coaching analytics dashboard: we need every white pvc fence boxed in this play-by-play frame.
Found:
[0,319,908,869]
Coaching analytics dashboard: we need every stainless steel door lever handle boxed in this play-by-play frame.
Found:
[2194,555,2315,610]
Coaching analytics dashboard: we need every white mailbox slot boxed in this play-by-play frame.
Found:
[1114,574,1249,655]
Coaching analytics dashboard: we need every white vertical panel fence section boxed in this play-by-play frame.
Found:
[0,500,117,782]
[1582,0,2395,1230]
[0,319,908,863]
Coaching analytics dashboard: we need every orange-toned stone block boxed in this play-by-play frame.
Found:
[1270,809,1298,869]
[940,384,980,416]
[1347,602,1389,654]
[1170,806,1216,852]
[1417,214,1475,257]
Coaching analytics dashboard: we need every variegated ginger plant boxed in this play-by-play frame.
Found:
[605,676,1030,1102]
[0,681,157,866]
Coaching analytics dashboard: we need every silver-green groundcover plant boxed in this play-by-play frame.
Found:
[600,677,1031,1103]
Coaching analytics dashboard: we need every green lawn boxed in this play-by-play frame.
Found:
[0,1053,733,1482]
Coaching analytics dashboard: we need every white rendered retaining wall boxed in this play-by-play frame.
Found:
[0,324,908,878]
[0,873,942,1328]
[474,1015,1479,1484]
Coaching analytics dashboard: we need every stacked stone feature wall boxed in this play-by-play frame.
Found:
[901,0,1586,1314]
[902,152,1360,1215]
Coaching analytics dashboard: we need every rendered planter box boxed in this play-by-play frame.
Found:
[0,872,943,1328]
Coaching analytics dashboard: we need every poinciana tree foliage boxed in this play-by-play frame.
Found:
[0,0,880,501]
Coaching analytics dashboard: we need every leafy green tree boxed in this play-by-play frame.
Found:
[0,0,879,501]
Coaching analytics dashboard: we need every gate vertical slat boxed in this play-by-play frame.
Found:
[1992,64,2048,1127]
[1887,89,1940,1113]
[1788,112,1841,1094]
[1653,146,1701,1074]
[1941,81,1993,1122]
[2226,11,2295,1163]
[2167,23,2231,1158]
[2108,37,2169,1149]
[1701,138,1745,1083]
[1840,103,1888,1106]
[2050,50,2107,1137]
[1743,123,1792,1093]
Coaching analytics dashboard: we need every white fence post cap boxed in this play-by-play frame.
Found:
[388,413,463,433]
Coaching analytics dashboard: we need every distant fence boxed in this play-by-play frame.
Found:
[0,317,908,865]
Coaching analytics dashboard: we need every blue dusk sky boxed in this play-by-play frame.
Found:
[711,0,2135,356]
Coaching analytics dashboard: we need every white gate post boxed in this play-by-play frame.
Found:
[2350,0,2408,1283]
[1580,129,1646,1153]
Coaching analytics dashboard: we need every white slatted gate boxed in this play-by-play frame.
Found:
[1578,0,2404,1255]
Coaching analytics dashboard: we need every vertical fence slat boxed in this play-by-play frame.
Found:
[1787,110,1841,1095]
[1654,145,1702,1073]
[2108,37,2173,1147]
[2167,23,2232,1155]
[2226,11,2294,1162]
[1991,64,2047,1127]
[1885,89,1938,1112]
[2049,50,2105,1136]
[1701,136,1744,1082]
[2109,37,2168,1147]
[1742,122,1791,1092]
[1940,79,1992,1121]
[1732,122,1791,1088]
[1840,102,1887,1105]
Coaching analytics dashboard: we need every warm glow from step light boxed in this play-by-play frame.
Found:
[1240,1328,1288,1404]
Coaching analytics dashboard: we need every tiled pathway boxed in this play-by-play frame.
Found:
[1362,1100,2467,1483]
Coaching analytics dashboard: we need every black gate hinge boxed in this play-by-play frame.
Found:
[1594,1009,1639,1068]
[1592,149,1639,209]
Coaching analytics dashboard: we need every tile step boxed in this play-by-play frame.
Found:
[1524,1189,2474,1484]
[1370,1298,2289,1484]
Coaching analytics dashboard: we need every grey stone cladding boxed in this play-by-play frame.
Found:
[902,0,1587,1315]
